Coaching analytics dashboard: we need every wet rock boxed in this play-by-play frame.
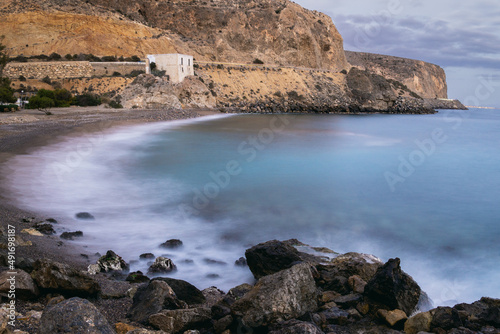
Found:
[318,306,351,325]
[234,257,247,266]
[378,309,407,329]
[45,218,58,224]
[348,275,367,294]
[149,307,212,333]
[60,231,83,240]
[31,259,100,297]
[245,239,302,279]
[231,263,318,328]
[364,258,421,315]
[96,250,129,273]
[153,277,206,305]
[148,257,177,274]
[0,269,38,300]
[430,306,462,331]
[404,311,432,334]
[127,280,186,324]
[140,253,156,259]
[126,271,150,283]
[160,239,183,249]
[39,297,114,334]
[203,258,227,265]
[75,212,95,220]
[33,223,56,235]
[269,319,324,334]
[201,287,225,308]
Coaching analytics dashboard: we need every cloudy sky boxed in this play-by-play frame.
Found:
[294,0,500,108]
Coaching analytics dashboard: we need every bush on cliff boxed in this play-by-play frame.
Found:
[72,93,101,107]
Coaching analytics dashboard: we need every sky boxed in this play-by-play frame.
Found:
[294,0,500,108]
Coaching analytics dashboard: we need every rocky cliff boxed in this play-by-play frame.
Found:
[0,0,348,71]
[345,51,448,99]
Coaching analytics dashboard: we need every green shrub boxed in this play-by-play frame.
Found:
[0,78,16,103]
[29,96,55,112]
[19,75,26,81]
[41,76,52,85]
[0,104,18,112]
[73,94,101,107]
[253,58,264,65]
[108,100,123,109]
[49,53,62,61]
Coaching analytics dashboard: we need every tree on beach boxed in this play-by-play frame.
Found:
[0,38,16,104]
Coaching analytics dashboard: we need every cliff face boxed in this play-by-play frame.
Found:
[345,51,448,99]
[0,0,348,71]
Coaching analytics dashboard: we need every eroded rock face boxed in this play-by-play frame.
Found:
[148,307,212,333]
[31,259,100,297]
[39,297,114,334]
[346,51,448,99]
[364,258,421,316]
[231,263,318,328]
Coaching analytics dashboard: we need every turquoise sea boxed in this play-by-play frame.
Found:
[5,108,500,306]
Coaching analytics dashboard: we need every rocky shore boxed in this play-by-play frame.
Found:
[1,107,493,334]
[1,235,499,334]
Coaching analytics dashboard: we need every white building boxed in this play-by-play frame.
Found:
[146,54,194,83]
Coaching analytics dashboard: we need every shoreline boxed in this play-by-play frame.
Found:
[0,107,218,271]
[1,107,499,334]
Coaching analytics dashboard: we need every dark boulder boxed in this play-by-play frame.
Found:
[430,306,462,331]
[33,223,55,235]
[31,259,100,297]
[160,239,183,249]
[127,280,187,324]
[235,257,247,266]
[139,253,155,259]
[75,212,95,220]
[364,258,421,315]
[245,239,302,279]
[0,269,39,300]
[60,231,83,240]
[153,277,206,305]
[39,297,114,334]
[96,250,129,273]
[126,271,150,283]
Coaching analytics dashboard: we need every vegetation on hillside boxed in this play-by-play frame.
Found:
[0,39,16,104]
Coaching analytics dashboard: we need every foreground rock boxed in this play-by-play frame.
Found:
[364,258,421,316]
[127,280,186,324]
[31,259,100,297]
[244,239,303,279]
[149,307,211,333]
[39,297,114,334]
[152,277,206,305]
[231,262,318,328]
[0,269,38,300]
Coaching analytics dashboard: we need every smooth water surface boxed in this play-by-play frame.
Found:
[5,109,500,306]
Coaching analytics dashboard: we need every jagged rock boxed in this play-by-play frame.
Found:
[404,311,432,334]
[378,309,407,329]
[245,239,302,279]
[348,275,367,294]
[213,314,232,333]
[30,259,100,297]
[201,287,225,308]
[127,280,186,324]
[160,239,183,249]
[153,278,205,305]
[317,307,351,326]
[234,257,247,266]
[96,250,129,273]
[21,228,43,236]
[39,297,114,334]
[211,283,253,320]
[75,212,95,220]
[364,258,421,316]
[269,319,324,334]
[60,231,83,240]
[126,271,150,283]
[0,269,38,300]
[148,257,177,274]
[430,306,463,331]
[148,308,212,333]
[33,222,56,235]
[231,263,318,328]
[315,252,382,294]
